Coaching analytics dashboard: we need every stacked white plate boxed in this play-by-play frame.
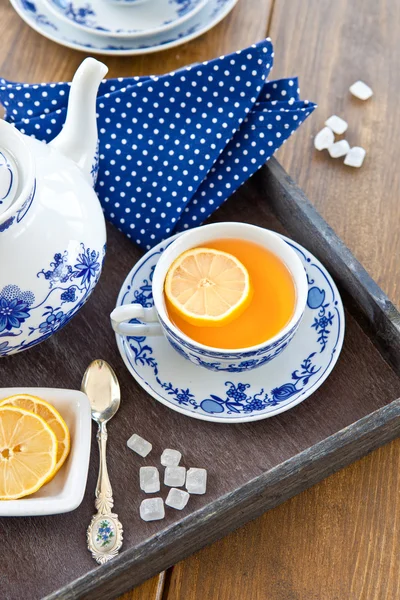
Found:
[10,0,238,55]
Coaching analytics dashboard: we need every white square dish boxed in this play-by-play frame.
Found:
[0,387,91,517]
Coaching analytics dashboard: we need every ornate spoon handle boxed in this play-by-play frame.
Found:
[87,422,123,564]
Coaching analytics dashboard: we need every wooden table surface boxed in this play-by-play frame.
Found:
[1,0,399,598]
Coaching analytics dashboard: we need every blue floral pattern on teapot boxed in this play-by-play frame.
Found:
[0,244,105,356]
[0,58,108,356]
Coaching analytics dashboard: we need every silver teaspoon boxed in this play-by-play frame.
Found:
[81,359,123,564]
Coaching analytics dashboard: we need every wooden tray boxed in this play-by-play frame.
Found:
[1,158,400,600]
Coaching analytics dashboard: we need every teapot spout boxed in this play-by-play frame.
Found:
[50,57,108,184]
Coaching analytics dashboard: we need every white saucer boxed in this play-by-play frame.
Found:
[114,233,345,423]
[10,0,238,56]
[45,0,208,38]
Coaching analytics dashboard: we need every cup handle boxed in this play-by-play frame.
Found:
[110,305,163,337]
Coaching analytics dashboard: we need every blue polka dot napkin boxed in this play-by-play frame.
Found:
[0,39,315,250]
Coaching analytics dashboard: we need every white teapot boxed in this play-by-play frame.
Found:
[0,58,108,356]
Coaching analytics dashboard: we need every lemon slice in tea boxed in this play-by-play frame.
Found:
[165,247,252,327]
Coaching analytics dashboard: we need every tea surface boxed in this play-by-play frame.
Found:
[165,238,296,349]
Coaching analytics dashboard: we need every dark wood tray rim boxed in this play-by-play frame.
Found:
[46,400,400,600]
[44,158,400,600]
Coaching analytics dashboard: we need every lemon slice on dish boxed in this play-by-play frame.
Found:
[0,394,70,478]
[0,406,58,500]
[165,247,252,327]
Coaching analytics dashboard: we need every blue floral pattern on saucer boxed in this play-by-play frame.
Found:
[115,234,345,423]
[11,0,238,56]
[47,0,206,37]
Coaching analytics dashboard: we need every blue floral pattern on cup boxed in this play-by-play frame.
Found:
[120,245,303,373]
[160,314,300,372]
[119,237,305,373]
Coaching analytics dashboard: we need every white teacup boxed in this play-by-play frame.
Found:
[111,223,308,373]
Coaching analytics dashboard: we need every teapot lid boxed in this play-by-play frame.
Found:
[0,121,35,227]
[0,148,19,217]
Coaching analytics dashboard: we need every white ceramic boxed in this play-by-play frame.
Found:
[45,0,208,38]
[108,0,147,4]
[0,387,91,516]
[0,58,108,357]
[111,223,309,373]
[10,0,238,56]
[113,233,345,422]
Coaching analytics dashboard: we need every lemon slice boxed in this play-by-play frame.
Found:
[165,247,252,326]
[0,394,70,478]
[0,406,58,500]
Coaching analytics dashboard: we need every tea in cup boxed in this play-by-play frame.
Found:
[111,223,308,372]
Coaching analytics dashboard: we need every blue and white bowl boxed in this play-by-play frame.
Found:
[111,223,308,373]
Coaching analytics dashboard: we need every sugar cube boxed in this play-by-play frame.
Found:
[349,81,373,101]
[325,115,348,135]
[344,146,366,168]
[140,498,165,522]
[127,434,152,457]
[164,466,186,487]
[186,468,207,495]
[161,448,182,467]
[166,488,190,510]
[314,127,334,151]
[140,466,160,493]
[328,140,350,158]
